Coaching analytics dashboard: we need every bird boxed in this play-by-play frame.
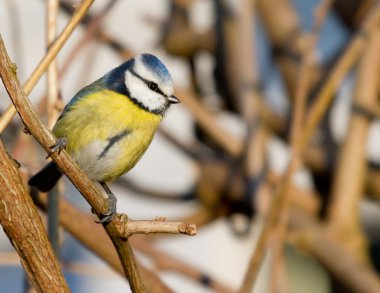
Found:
[29,53,180,223]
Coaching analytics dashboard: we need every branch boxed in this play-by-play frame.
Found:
[45,0,61,259]
[0,139,69,292]
[58,1,284,159]
[299,3,380,150]
[31,188,228,292]
[133,238,235,293]
[46,0,61,128]
[269,1,331,291]
[31,191,173,293]
[60,0,134,60]
[289,208,380,293]
[113,215,196,238]
[327,27,380,261]
[58,0,120,78]
[0,35,145,293]
[0,0,94,133]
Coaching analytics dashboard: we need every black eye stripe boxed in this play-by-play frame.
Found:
[129,69,166,96]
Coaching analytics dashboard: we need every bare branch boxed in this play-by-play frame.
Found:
[299,3,380,150]
[290,208,380,293]
[0,139,69,292]
[327,28,380,261]
[31,190,174,293]
[0,0,95,133]
[113,215,197,238]
[0,35,145,293]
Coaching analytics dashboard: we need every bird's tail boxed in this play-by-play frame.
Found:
[28,161,62,192]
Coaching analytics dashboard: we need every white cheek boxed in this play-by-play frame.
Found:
[133,63,174,96]
[125,72,167,112]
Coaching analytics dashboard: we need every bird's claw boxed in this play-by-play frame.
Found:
[95,194,117,224]
[96,211,116,224]
[46,137,67,159]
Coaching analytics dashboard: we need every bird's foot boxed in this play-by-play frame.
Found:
[46,137,67,159]
[95,182,117,224]
[96,196,117,223]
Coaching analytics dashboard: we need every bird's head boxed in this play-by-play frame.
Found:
[121,53,179,114]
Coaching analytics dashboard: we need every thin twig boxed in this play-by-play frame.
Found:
[59,0,134,60]
[239,1,332,291]
[269,1,332,292]
[46,0,61,259]
[298,3,380,151]
[4,0,24,75]
[56,5,284,158]
[31,190,174,293]
[0,35,145,293]
[46,0,60,128]
[289,208,380,293]
[0,0,95,133]
[113,215,196,238]
[133,237,235,293]
[31,188,227,293]
[58,0,119,78]
[327,29,380,262]
[175,87,243,157]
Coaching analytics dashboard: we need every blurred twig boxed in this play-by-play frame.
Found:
[258,0,320,98]
[58,0,120,78]
[46,0,61,259]
[270,1,332,292]
[31,190,228,293]
[299,4,380,151]
[240,1,332,291]
[31,191,173,293]
[327,28,380,262]
[0,35,145,293]
[133,238,235,293]
[0,0,95,133]
[46,0,60,129]
[4,0,24,75]
[290,208,380,293]
[59,0,134,60]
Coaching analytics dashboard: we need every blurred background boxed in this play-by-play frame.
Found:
[1,0,380,292]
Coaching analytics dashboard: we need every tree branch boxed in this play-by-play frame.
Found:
[289,208,380,293]
[31,190,174,293]
[0,0,95,133]
[299,3,380,150]
[31,190,222,293]
[0,35,145,293]
[113,215,196,238]
[0,139,69,292]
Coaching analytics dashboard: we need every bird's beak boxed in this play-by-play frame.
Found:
[168,95,180,104]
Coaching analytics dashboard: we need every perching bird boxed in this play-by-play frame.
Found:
[29,53,179,222]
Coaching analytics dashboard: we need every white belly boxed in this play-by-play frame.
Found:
[70,130,154,182]
[71,139,122,182]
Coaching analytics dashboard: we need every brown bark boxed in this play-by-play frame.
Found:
[327,29,380,262]
[0,35,145,293]
[0,139,69,292]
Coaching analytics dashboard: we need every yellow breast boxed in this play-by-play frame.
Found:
[53,89,162,181]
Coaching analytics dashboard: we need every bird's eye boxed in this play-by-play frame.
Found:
[148,82,158,91]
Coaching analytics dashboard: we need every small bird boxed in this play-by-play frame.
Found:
[29,53,179,222]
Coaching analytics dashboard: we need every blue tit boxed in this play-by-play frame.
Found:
[29,53,180,222]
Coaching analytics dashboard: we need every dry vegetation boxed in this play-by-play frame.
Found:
[1,0,380,292]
